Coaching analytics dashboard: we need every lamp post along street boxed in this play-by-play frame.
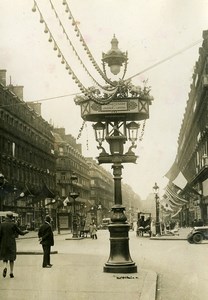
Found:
[75,36,154,273]
[70,173,79,239]
[153,182,161,236]
[0,173,5,211]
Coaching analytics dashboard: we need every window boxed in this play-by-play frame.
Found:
[59,147,64,155]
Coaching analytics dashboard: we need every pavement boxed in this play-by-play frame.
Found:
[0,227,191,300]
[150,227,191,240]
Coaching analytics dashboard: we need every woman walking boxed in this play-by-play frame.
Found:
[0,211,28,278]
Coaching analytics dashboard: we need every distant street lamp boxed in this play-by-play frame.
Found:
[75,36,153,273]
[0,173,5,211]
[153,182,161,236]
[70,172,79,239]
[13,185,18,212]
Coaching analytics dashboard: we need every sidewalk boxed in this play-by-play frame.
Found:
[150,227,191,240]
[0,231,158,300]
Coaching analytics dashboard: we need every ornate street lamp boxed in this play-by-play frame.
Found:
[70,172,80,238]
[102,34,128,75]
[153,182,161,236]
[75,36,153,273]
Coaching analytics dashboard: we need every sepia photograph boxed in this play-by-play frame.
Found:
[0,1,208,299]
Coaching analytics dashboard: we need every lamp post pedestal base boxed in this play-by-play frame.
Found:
[103,223,137,273]
[155,222,161,236]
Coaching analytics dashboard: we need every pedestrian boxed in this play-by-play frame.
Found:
[89,222,94,238]
[38,215,54,268]
[91,223,98,239]
[0,211,28,278]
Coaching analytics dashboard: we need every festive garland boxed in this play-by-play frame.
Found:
[61,0,115,87]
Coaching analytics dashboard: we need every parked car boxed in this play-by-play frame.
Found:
[100,218,111,229]
[187,226,208,244]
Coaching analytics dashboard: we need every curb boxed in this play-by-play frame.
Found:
[150,237,187,241]
[17,232,70,240]
[17,250,58,255]
[65,237,85,240]
[140,270,158,300]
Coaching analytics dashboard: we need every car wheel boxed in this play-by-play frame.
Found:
[187,237,194,244]
[192,233,203,244]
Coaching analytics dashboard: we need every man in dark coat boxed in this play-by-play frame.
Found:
[0,211,28,278]
[38,215,54,268]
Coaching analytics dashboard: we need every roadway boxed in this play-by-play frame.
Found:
[1,227,208,299]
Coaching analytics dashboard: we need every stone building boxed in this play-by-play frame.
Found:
[0,69,56,227]
[164,30,208,225]
[53,128,91,230]
[86,158,114,225]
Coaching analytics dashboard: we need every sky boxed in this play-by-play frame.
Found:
[0,0,208,199]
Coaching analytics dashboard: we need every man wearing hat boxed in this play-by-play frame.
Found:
[0,211,28,278]
[38,215,54,268]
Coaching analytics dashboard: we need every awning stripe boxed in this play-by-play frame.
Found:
[166,185,188,203]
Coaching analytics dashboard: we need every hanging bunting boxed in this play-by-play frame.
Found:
[77,121,85,140]
[44,24,49,33]
[139,120,146,142]
[40,14,44,23]
[48,0,115,93]
[32,1,36,12]
[32,1,87,95]
[48,34,53,43]
[60,0,114,86]
[53,42,57,51]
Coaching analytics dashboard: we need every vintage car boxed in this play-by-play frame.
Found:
[187,226,208,244]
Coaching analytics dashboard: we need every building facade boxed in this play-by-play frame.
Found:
[86,158,114,226]
[0,69,56,228]
[164,30,208,225]
[53,128,91,230]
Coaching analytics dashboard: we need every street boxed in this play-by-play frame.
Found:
[0,228,208,299]
[131,229,208,300]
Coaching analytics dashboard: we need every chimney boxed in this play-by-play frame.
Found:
[28,103,42,115]
[54,128,66,137]
[9,85,24,100]
[0,70,6,86]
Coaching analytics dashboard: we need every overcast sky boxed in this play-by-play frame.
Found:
[0,0,208,199]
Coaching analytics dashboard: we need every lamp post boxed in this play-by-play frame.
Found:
[0,173,5,211]
[13,185,18,213]
[153,182,161,236]
[75,36,153,273]
[70,172,79,239]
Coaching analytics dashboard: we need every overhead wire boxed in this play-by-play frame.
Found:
[48,0,117,92]
[61,0,114,86]
[0,36,202,108]
[32,0,87,94]
[126,38,202,81]
[32,36,204,103]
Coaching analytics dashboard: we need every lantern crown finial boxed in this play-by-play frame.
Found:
[102,35,128,75]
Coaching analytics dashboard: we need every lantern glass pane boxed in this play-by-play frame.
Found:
[127,122,139,142]
[110,65,121,75]
[96,129,104,144]
[93,122,105,144]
